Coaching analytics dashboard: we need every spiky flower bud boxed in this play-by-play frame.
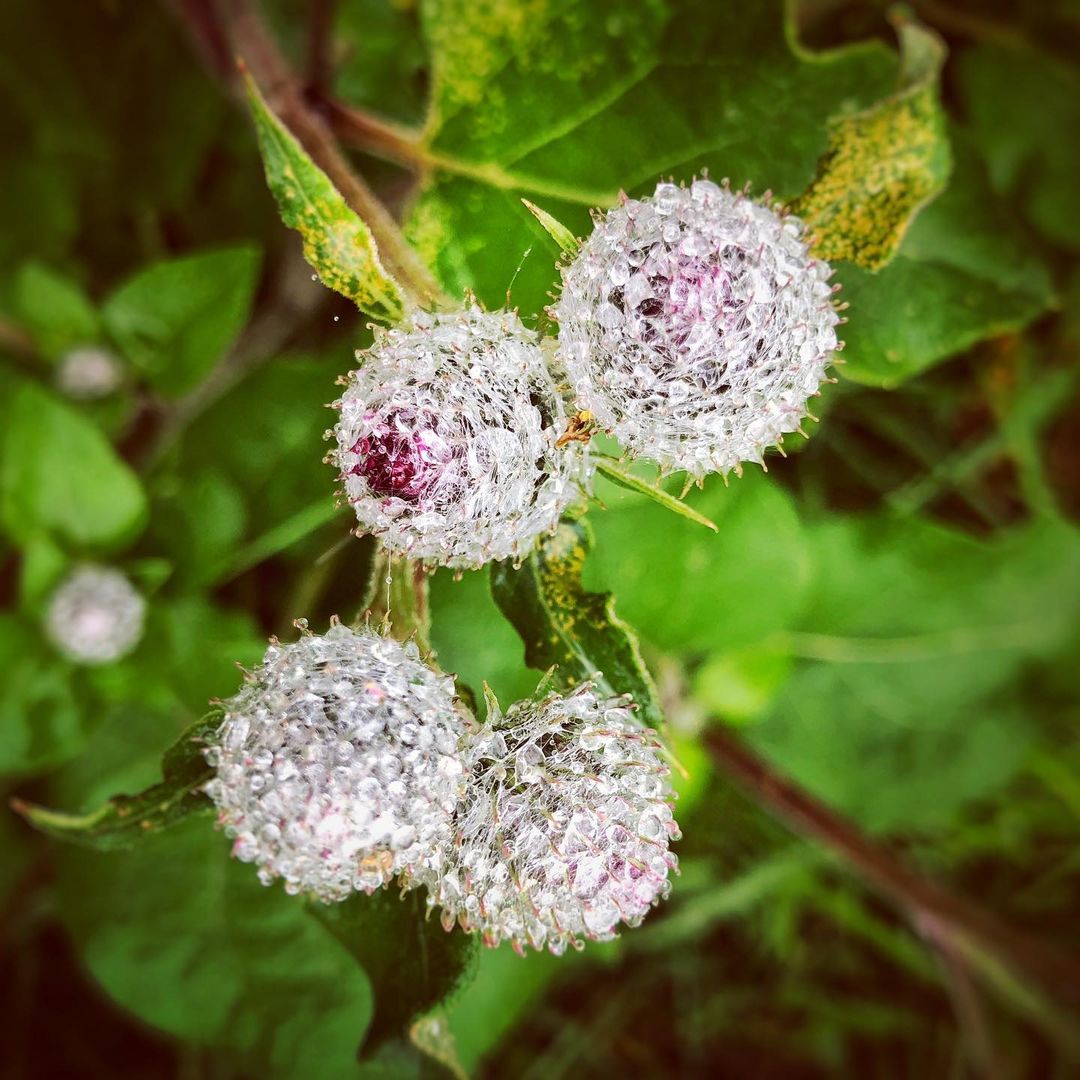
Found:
[55,346,123,401]
[420,684,680,955]
[555,178,840,477]
[331,307,588,569]
[45,565,146,665]
[204,620,467,902]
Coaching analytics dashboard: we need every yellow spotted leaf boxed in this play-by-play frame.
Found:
[245,75,407,322]
[793,14,950,271]
[490,516,663,728]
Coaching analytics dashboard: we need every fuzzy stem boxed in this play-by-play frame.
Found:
[315,95,429,170]
[703,727,1080,1012]
[359,548,432,655]
[188,0,445,307]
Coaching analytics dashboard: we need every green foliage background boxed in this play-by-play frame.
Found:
[1,0,1078,1076]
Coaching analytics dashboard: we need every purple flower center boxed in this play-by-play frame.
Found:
[349,410,446,502]
[611,249,765,392]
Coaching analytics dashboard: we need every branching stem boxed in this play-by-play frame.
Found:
[704,727,1080,1014]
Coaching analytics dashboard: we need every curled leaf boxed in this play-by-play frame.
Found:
[793,14,950,271]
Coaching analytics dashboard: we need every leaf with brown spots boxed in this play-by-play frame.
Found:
[793,14,950,271]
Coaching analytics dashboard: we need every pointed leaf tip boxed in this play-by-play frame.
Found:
[595,459,719,532]
[244,74,407,322]
[16,708,224,850]
[521,199,580,255]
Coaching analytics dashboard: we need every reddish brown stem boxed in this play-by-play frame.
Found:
[0,317,36,358]
[180,0,444,307]
[315,95,427,170]
[165,0,234,81]
[919,913,1003,1080]
[305,0,338,100]
[704,727,1080,1010]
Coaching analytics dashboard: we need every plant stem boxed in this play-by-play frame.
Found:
[703,727,1080,1011]
[180,0,445,307]
[165,0,234,80]
[918,913,1003,1080]
[316,95,429,169]
[359,548,432,655]
[305,0,338,101]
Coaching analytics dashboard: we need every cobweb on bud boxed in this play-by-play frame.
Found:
[204,619,468,902]
[417,683,680,955]
[45,565,146,665]
[555,178,841,478]
[330,306,589,570]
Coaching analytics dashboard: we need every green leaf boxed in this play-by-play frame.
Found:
[12,708,221,849]
[520,198,579,255]
[746,516,1080,833]
[0,376,146,547]
[444,947,564,1074]
[594,458,717,531]
[429,567,538,707]
[333,0,428,125]
[17,532,68,609]
[490,517,663,728]
[102,246,260,397]
[693,640,793,726]
[55,818,373,1079]
[245,74,406,322]
[838,130,1055,386]
[793,15,950,270]
[155,351,351,572]
[166,470,248,585]
[44,598,264,812]
[206,494,342,586]
[147,597,265,707]
[313,889,476,1058]
[958,41,1080,252]
[410,0,897,314]
[13,261,100,358]
[0,613,85,775]
[585,471,810,655]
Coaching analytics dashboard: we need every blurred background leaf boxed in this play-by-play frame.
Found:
[56,819,374,1078]
[102,247,261,397]
[0,376,147,548]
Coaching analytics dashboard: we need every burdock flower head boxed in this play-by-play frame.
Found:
[420,683,680,955]
[555,178,840,478]
[45,565,146,665]
[55,346,123,401]
[205,619,468,902]
[331,307,588,569]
